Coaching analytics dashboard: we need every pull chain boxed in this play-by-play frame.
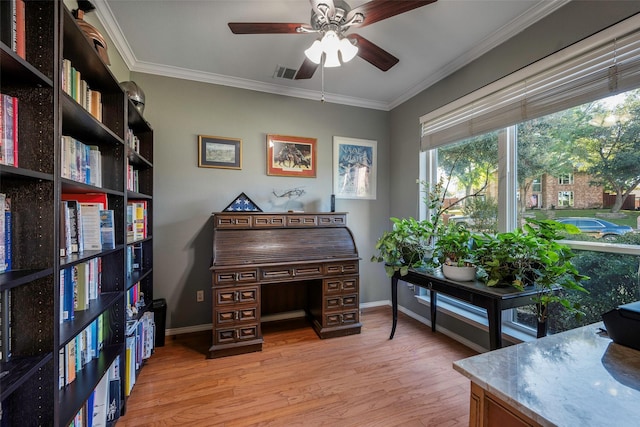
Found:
[321,54,325,103]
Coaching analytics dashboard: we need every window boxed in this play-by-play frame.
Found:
[532,178,542,192]
[419,14,640,339]
[557,191,574,207]
[558,174,574,185]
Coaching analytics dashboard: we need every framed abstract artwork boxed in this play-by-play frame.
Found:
[198,135,242,169]
[333,136,377,200]
[266,134,317,177]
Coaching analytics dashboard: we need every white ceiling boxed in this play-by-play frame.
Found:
[93,0,567,110]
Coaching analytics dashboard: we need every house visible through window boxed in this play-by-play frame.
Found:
[557,190,574,207]
[558,173,574,185]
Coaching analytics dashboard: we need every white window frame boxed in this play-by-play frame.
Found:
[557,190,574,207]
[417,14,640,342]
[558,173,574,185]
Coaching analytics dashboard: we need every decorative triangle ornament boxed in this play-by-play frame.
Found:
[223,192,262,212]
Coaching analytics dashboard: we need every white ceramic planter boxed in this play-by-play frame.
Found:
[442,264,477,281]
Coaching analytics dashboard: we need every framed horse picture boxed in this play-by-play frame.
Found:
[266,134,317,178]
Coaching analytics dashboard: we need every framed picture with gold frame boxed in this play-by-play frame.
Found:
[198,135,242,169]
[266,134,316,178]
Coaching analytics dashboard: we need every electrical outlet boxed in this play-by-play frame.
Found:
[196,290,204,302]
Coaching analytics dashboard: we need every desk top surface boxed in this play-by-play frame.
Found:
[397,268,541,299]
[453,323,640,427]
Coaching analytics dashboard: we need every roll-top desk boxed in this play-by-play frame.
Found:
[209,212,362,358]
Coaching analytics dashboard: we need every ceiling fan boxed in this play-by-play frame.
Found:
[228,0,437,80]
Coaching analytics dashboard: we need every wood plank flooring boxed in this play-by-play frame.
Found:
[117,306,478,426]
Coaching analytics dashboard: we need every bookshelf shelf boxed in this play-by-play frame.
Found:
[1,1,154,425]
[0,353,53,401]
[0,44,53,89]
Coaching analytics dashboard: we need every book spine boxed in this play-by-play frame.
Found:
[1,94,15,166]
[15,0,25,59]
[11,97,17,166]
[0,193,5,273]
[99,209,115,250]
[5,199,12,271]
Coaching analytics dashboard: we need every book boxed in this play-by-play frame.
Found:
[99,210,115,250]
[128,200,148,241]
[66,338,76,385]
[63,200,80,254]
[4,196,11,271]
[106,357,121,422]
[15,0,25,59]
[60,200,68,257]
[63,267,74,321]
[12,96,18,167]
[0,94,15,166]
[92,370,109,427]
[88,145,102,187]
[75,263,89,312]
[78,202,103,251]
[0,193,5,273]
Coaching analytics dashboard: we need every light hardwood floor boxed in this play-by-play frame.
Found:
[118,306,477,426]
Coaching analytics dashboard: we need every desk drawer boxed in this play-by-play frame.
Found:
[324,277,358,294]
[215,324,260,344]
[317,214,346,226]
[324,261,359,275]
[324,293,358,312]
[325,310,359,327]
[214,269,258,285]
[260,264,322,281]
[287,215,318,226]
[215,285,260,305]
[215,214,252,228]
[253,215,286,227]
[215,307,259,326]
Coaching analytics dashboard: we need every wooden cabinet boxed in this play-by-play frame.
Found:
[210,212,361,358]
[469,382,542,427]
[0,2,153,424]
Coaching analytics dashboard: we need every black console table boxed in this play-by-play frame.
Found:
[390,269,545,350]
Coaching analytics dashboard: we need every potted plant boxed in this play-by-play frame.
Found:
[371,217,435,277]
[474,218,589,336]
[435,222,477,281]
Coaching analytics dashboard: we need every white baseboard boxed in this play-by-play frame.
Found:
[165,299,485,353]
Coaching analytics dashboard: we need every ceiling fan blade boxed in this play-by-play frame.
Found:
[347,34,399,71]
[346,0,437,28]
[228,22,310,34]
[295,58,319,80]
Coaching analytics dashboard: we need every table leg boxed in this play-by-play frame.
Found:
[487,302,502,350]
[430,289,437,332]
[390,276,398,339]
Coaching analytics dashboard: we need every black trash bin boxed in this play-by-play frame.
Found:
[152,298,167,347]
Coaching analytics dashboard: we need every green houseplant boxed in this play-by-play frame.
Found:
[371,217,435,277]
[371,179,448,277]
[474,218,589,336]
[435,222,477,281]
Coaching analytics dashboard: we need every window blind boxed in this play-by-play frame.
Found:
[420,13,640,151]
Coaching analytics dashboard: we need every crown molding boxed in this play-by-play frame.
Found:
[388,0,570,109]
[93,0,567,112]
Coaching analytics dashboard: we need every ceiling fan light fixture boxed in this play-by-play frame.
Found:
[324,48,341,67]
[339,37,358,62]
[321,30,340,52]
[304,39,323,64]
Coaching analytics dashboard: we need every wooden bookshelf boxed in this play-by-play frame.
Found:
[0,1,154,425]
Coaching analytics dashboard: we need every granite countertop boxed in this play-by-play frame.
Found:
[453,322,640,427]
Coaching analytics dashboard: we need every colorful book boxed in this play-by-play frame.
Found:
[99,210,115,250]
